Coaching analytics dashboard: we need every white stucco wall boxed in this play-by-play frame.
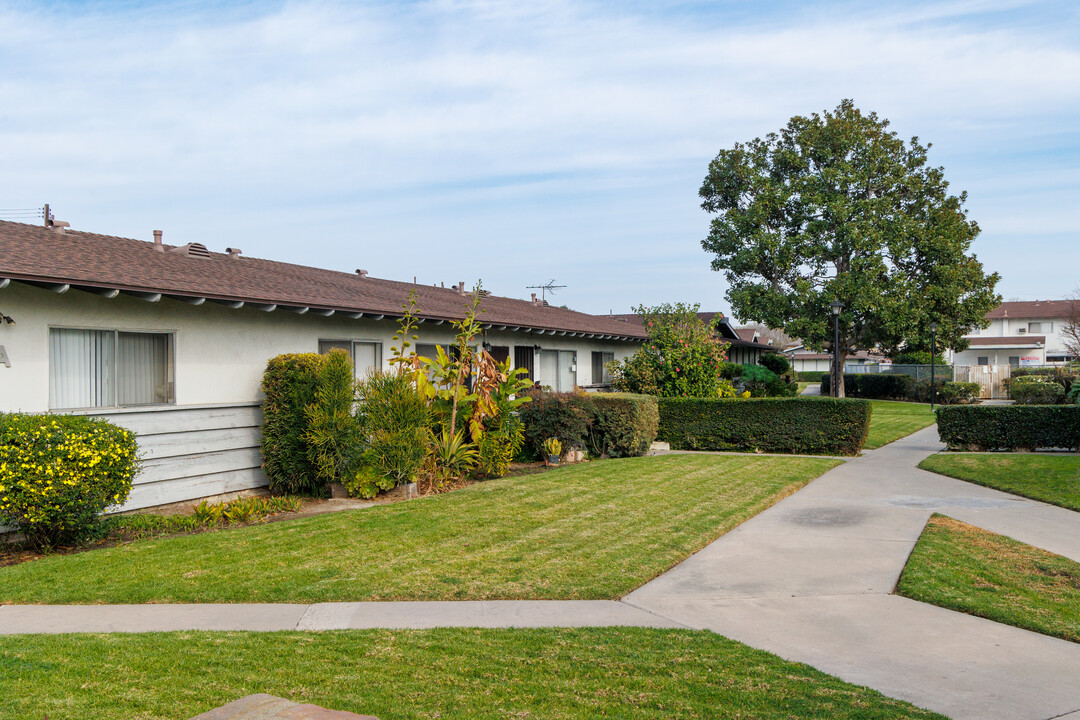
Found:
[0,281,641,414]
[968,316,1069,358]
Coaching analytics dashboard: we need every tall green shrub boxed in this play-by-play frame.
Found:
[590,393,659,457]
[357,371,432,485]
[305,349,364,487]
[261,353,326,495]
[658,397,871,456]
[0,414,139,549]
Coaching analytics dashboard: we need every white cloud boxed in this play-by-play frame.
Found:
[0,0,1076,311]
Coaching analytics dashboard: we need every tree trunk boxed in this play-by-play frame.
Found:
[832,353,848,398]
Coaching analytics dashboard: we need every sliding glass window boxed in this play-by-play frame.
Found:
[50,328,175,410]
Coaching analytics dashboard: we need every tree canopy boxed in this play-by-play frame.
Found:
[700,100,1000,370]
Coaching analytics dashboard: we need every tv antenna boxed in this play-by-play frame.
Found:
[526,279,567,303]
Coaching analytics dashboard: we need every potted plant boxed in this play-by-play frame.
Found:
[542,437,562,466]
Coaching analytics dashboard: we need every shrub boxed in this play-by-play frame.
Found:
[719,362,743,380]
[757,353,791,375]
[1010,376,1066,405]
[937,382,981,405]
[518,390,596,456]
[608,303,730,398]
[590,393,659,458]
[892,351,948,366]
[1069,384,1080,405]
[0,413,139,549]
[305,349,364,487]
[357,371,432,485]
[936,405,1080,451]
[795,371,828,383]
[658,397,871,456]
[261,353,326,495]
[821,373,916,400]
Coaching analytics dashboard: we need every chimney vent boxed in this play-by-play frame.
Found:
[456,282,466,296]
[226,247,242,259]
[153,230,164,252]
[355,269,368,278]
[50,220,70,233]
[531,293,538,305]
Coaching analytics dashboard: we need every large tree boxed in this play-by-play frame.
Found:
[700,100,1000,394]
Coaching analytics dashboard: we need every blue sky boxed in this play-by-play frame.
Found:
[1,0,1077,317]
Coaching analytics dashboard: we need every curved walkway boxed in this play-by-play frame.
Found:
[4,427,1080,719]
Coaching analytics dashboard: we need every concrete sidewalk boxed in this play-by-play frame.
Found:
[626,426,1080,720]
[3,427,1080,719]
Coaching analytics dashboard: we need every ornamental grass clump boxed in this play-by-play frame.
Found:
[0,413,139,549]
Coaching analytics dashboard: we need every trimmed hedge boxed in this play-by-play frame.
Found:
[0,413,139,549]
[261,353,327,495]
[795,371,828,383]
[591,393,659,458]
[658,397,871,456]
[936,405,1080,451]
[1009,376,1066,405]
[821,373,915,400]
[518,391,595,457]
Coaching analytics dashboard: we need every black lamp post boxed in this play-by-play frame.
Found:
[930,322,939,411]
[830,301,843,398]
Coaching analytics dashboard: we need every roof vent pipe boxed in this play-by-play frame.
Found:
[355,269,368,278]
[153,230,164,252]
[531,293,537,305]
[457,282,466,296]
[226,247,242,259]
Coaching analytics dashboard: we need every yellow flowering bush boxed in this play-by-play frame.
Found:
[0,413,139,549]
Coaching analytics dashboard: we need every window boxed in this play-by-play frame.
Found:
[1029,322,1051,333]
[50,328,174,410]
[514,346,535,381]
[977,356,989,366]
[537,349,576,391]
[1008,356,1020,368]
[319,340,382,379]
[591,351,614,385]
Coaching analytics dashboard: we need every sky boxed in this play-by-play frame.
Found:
[1,0,1077,318]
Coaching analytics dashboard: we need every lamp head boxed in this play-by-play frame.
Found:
[829,300,843,317]
[929,322,939,332]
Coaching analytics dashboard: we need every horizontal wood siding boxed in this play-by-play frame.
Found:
[84,403,267,511]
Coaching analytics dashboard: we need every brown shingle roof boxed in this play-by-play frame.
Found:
[0,220,646,339]
[608,310,772,350]
[986,301,1075,320]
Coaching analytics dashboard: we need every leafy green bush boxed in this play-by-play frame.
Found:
[719,362,744,380]
[357,371,432,485]
[936,405,1080,451]
[261,353,326,495]
[305,349,364,487]
[0,413,139,549]
[608,303,730,398]
[590,393,659,457]
[892,351,948,366]
[518,390,596,456]
[1069,384,1080,405]
[658,397,871,456]
[821,373,917,400]
[937,382,981,405]
[795,371,828,383]
[1010,376,1066,405]
[757,353,791,375]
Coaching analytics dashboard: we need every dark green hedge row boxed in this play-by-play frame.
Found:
[658,397,871,456]
[592,393,660,458]
[518,391,659,459]
[795,371,828,383]
[936,405,1080,451]
[821,373,922,400]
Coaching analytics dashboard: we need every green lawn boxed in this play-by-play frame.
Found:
[897,515,1080,643]
[919,454,1080,511]
[0,454,839,604]
[864,400,936,449]
[0,628,946,720]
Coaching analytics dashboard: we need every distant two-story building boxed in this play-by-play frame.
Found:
[952,300,1077,368]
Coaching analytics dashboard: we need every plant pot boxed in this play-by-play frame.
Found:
[545,455,560,466]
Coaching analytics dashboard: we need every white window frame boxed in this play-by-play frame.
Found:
[49,326,176,410]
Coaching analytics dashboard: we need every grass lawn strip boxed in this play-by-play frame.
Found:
[864,400,936,449]
[918,454,1080,512]
[0,454,839,604]
[0,628,947,720]
[897,515,1080,643]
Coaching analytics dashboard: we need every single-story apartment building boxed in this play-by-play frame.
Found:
[0,219,645,511]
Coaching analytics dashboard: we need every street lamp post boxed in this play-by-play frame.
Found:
[830,301,843,398]
[930,322,939,411]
